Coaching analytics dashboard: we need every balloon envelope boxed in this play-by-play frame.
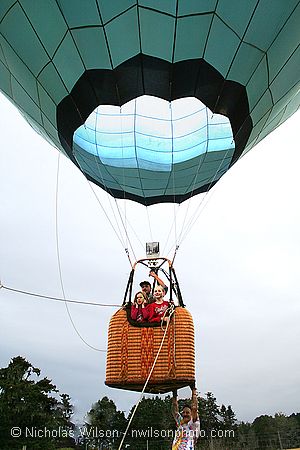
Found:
[0,0,299,204]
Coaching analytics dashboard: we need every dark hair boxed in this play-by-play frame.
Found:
[134,291,147,304]
[140,281,151,287]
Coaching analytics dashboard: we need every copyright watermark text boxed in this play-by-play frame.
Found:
[11,426,235,440]
[11,426,74,439]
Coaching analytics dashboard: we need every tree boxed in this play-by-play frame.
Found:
[127,395,174,450]
[0,356,74,449]
[219,404,237,429]
[87,396,127,449]
[199,392,221,433]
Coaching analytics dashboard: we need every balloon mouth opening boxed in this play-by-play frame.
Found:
[73,95,235,172]
[57,55,252,204]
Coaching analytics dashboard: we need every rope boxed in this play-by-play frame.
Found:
[88,181,141,265]
[120,103,129,257]
[87,180,128,250]
[174,107,213,248]
[93,105,128,249]
[55,154,106,352]
[171,245,179,266]
[174,138,234,252]
[161,303,175,331]
[177,175,220,245]
[117,307,175,450]
[0,284,120,307]
[162,124,226,261]
[78,107,136,265]
[173,307,176,368]
[161,205,179,257]
[146,206,153,242]
[113,198,138,263]
[114,200,145,251]
[170,101,179,255]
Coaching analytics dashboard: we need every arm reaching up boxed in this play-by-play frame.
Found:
[191,387,198,422]
[172,389,179,421]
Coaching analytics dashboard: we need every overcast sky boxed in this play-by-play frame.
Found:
[0,92,299,424]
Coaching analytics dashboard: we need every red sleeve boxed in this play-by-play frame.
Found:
[142,306,149,320]
[149,315,162,323]
[131,305,138,320]
[146,303,154,322]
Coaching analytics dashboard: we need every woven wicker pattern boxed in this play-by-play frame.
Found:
[141,328,154,379]
[105,307,195,394]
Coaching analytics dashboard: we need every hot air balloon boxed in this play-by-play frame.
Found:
[0,0,299,206]
[1,1,300,395]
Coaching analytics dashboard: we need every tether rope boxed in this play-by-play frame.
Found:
[55,154,106,352]
[117,305,175,450]
[0,283,120,308]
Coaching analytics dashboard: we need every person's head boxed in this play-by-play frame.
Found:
[154,285,165,301]
[134,291,147,305]
[181,404,192,423]
[140,281,151,296]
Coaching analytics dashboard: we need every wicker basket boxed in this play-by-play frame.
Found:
[105,306,195,393]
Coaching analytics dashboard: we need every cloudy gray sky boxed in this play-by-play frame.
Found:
[0,92,299,424]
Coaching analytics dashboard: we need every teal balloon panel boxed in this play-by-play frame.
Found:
[0,0,299,205]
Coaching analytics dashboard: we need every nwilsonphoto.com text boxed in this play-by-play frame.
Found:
[11,426,235,440]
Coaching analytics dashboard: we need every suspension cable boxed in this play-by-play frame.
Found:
[177,140,232,246]
[114,197,137,264]
[170,136,235,259]
[161,100,178,258]
[175,106,213,247]
[161,108,217,261]
[87,108,134,263]
[75,108,136,266]
[121,103,129,257]
[146,206,153,242]
[87,180,128,250]
[170,101,179,254]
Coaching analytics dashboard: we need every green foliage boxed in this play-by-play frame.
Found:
[0,356,74,450]
[198,391,221,432]
[85,392,238,450]
[86,396,127,448]
[219,404,237,430]
[126,396,174,449]
[85,393,300,450]
[247,412,300,450]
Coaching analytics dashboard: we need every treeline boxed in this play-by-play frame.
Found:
[85,394,300,450]
[1,356,300,450]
